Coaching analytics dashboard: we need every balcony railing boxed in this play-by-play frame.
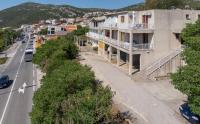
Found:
[103,23,118,28]
[133,43,151,50]
[87,32,104,40]
[118,23,154,30]
[119,42,130,50]
[87,32,152,51]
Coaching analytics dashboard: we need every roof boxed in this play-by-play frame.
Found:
[25,49,33,53]
[104,11,128,16]
[90,16,106,22]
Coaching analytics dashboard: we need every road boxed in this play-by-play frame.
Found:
[0,36,35,124]
[80,52,187,124]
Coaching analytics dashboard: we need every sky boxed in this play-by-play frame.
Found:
[0,0,144,10]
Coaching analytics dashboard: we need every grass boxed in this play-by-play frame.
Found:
[0,57,8,64]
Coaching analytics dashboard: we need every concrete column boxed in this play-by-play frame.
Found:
[117,49,120,66]
[110,28,112,39]
[129,31,133,75]
[117,30,120,66]
[108,46,112,62]
[117,30,120,46]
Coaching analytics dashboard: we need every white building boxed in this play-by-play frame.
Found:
[86,9,200,79]
[47,25,67,36]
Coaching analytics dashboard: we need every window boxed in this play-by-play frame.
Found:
[93,22,98,27]
[51,31,55,34]
[129,15,133,23]
[186,14,190,20]
[121,16,125,23]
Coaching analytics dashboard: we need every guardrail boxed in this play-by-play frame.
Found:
[87,32,153,51]
[145,49,182,76]
[119,42,130,50]
[133,43,151,50]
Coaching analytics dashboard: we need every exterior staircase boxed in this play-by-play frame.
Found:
[133,49,182,81]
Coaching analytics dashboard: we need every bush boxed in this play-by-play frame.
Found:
[171,20,200,115]
[31,29,114,124]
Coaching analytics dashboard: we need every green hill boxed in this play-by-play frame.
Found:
[1,1,200,28]
[0,2,110,28]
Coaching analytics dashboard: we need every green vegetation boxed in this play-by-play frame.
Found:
[73,26,89,36]
[2,1,200,28]
[39,28,48,35]
[144,0,200,9]
[31,28,128,123]
[0,2,110,28]
[121,0,200,11]
[171,20,200,115]
[0,57,7,64]
[0,28,21,51]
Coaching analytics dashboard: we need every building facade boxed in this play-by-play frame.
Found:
[86,9,200,79]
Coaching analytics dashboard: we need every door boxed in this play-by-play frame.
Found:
[133,54,140,70]
[142,15,148,28]
[143,33,148,44]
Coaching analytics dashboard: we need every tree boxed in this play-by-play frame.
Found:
[63,41,78,60]
[0,30,4,51]
[145,0,158,9]
[171,20,200,115]
[39,28,48,35]
[145,0,191,9]
[73,27,89,36]
[31,28,116,124]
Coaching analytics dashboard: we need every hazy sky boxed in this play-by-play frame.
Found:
[0,0,144,10]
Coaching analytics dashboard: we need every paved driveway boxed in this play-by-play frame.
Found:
[80,52,188,124]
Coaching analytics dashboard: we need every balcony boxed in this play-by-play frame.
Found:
[103,23,118,29]
[133,43,151,50]
[86,32,101,40]
[119,42,130,50]
[87,32,153,51]
[118,23,154,31]
[104,36,118,46]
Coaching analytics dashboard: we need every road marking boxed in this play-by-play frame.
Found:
[18,88,25,94]
[32,64,36,92]
[18,82,27,94]
[22,82,27,89]
[0,40,29,124]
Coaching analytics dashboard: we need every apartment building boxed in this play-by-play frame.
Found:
[47,25,67,35]
[86,9,200,79]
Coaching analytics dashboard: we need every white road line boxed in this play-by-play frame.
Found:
[0,40,29,124]
[32,64,36,92]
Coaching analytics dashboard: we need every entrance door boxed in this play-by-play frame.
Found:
[143,33,148,44]
[133,54,140,70]
[142,15,148,28]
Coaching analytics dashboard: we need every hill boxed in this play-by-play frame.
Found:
[116,3,145,11]
[0,2,110,28]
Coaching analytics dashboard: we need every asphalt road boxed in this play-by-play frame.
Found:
[0,35,35,124]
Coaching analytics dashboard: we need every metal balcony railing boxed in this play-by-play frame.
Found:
[133,43,151,50]
[145,49,182,76]
[87,32,153,51]
[118,23,154,30]
[119,42,130,50]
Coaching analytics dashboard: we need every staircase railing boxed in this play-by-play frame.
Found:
[141,49,182,77]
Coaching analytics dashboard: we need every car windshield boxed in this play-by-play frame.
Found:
[25,51,33,54]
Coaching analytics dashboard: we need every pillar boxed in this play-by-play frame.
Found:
[108,46,112,62]
[129,31,133,75]
[117,30,120,66]
[117,49,120,66]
